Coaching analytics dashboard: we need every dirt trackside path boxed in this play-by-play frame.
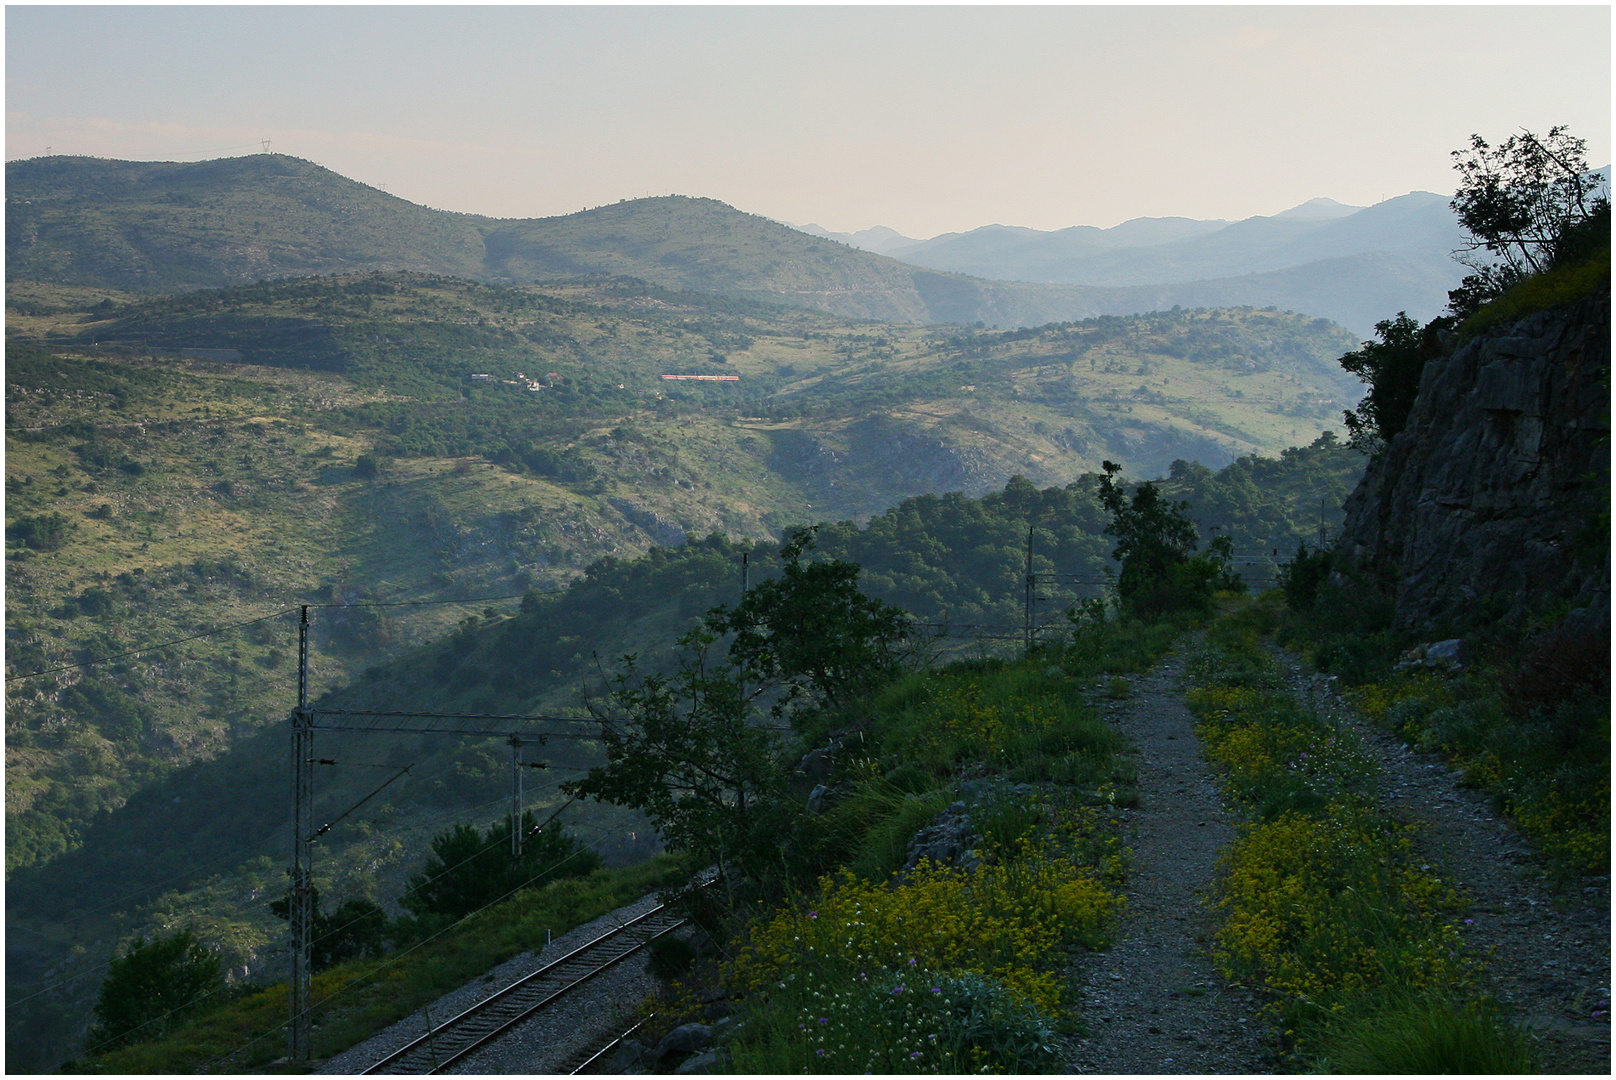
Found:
[1063,642,1277,1074]
[1280,651,1612,1075]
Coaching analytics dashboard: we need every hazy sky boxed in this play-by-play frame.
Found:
[6,6,1610,237]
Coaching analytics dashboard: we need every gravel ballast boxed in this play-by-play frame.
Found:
[318,892,665,1075]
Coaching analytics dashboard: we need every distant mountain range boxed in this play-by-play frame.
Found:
[796,192,1465,292]
[7,154,1485,334]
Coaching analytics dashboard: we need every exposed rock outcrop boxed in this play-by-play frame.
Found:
[1338,284,1609,635]
[903,802,982,873]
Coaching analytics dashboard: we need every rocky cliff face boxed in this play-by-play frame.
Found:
[1338,283,1609,636]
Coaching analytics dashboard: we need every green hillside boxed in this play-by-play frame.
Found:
[16,269,1361,491]
[6,436,1362,1071]
[6,268,1364,1069]
[3,154,1063,321]
[6,154,1417,332]
[6,155,490,290]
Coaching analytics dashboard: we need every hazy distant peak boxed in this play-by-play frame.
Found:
[791,222,921,255]
[1273,197,1365,221]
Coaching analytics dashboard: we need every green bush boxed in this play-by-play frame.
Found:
[7,511,76,551]
[398,813,602,926]
[86,930,225,1054]
[1278,541,1333,611]
[646,935,699,981]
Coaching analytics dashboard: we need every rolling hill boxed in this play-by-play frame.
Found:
[10,153,1455,333]
[6,271,1357,882]
[802,192,1471,330]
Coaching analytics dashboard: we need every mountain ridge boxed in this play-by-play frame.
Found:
[10,154,1457,333]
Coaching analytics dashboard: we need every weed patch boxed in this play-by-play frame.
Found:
[1187,611,1534,1071]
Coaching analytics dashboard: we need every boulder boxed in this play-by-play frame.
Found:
[903,805,981,873]
[609,1038,651,1073]
[796,739,843,784]
[673,1050,721,1074]
[807,782,851,814]
[655,1023,714,1064]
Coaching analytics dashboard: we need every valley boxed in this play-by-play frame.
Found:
[6,9,1604,1069]
[6,266,1365,1070]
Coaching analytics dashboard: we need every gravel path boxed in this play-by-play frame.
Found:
[1064,640,1610,1075]
[1284,655,1612,1075]
[1063,648,1277,1074]
[318,892,664,1075]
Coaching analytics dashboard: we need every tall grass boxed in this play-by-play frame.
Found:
[1188,607,1536,1073]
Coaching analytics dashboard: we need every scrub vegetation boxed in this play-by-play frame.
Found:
[1187,605,1537,1073]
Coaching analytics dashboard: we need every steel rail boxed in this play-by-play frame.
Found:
[566,1012,657,1075]
[360,905,685,1074]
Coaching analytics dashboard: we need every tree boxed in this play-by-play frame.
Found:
[399,813,602,925]
[269,887,391,971]
[566,532,912,893]
[1337,312,1451,452]
[1448,126,1609,316]
[1095,462,1235,618]
[564,629,791,887]
[87,930,224,1052]
[1096,461,1197,594]
[710,527,912,715]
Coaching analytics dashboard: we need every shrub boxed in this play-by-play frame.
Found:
[726,848,1116,1074]
[398,813,601,925]
[1277,541,1332,611]
[1337,313,1453,453]
[7,512,75,551]
[730,855,1121,1015]
[87,930,225,1053]
[647,935,698,981]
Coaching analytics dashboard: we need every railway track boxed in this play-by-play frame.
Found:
[564,1013,656,1075]
[360,904,686,1074]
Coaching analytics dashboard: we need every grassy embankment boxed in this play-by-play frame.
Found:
[698,617,1179,1073]
[69,611,1184,1074]
[1187,599,1537,1072]
[1271,528,1607,882]
[68,856,689,1073]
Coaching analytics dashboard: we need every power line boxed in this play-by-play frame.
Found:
[312,723,602,740]
[313,593,532,609]
[312,709,596,724]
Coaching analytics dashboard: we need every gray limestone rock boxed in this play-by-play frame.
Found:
[655,1023,714,1064]
[903,805,981,872]
[1338,284,1609,637]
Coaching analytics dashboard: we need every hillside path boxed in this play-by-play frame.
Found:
[1062,644,1277,1074]
[1280,650,1611,1074]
